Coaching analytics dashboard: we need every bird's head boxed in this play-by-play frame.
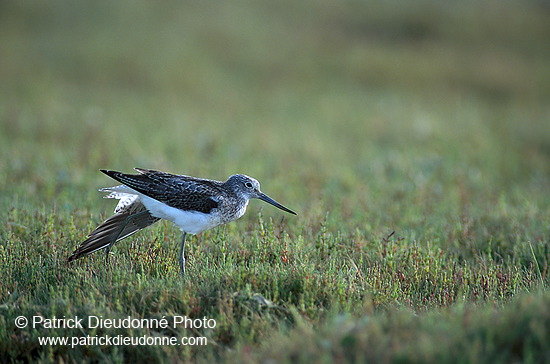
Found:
[225,174,296,215]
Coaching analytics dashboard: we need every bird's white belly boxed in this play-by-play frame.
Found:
[139,195,222,234]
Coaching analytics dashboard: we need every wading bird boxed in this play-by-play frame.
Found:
[68,168,296,275]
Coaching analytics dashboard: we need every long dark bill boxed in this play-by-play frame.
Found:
[257,193,297,215]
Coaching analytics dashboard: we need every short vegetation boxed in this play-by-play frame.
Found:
[1,0,549,362]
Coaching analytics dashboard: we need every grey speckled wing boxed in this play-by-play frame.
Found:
[101,169,221,214]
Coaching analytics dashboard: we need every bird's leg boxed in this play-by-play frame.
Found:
[104,210,150,258]
[179,232,187,276]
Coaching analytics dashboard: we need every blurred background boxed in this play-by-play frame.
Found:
[1,3,549,360]
[1,0,549,235]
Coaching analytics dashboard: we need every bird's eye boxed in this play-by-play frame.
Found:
[245,182,253,188]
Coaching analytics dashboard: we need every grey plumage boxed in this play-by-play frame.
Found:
[104,168,221,214]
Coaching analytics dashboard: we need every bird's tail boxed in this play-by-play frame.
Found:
[68,201,160,261]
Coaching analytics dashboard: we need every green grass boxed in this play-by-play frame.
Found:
[1,0,549,362]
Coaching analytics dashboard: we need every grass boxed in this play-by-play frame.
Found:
[1,0,549,362]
